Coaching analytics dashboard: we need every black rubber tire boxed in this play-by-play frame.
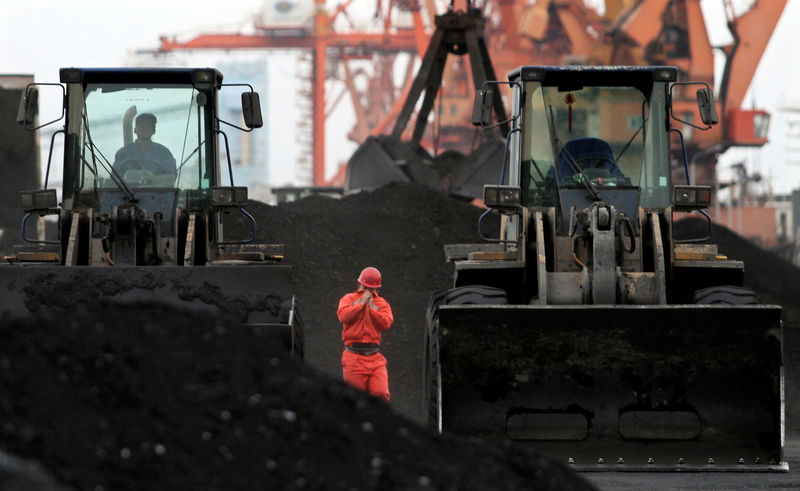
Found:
[426,285,507,326]
[423,285,507,432]
[443,285,508,305]
[693,285,759,305]
[290,300,305,359]
[425,287,450,326]
[423,319,441,432]
[292,319,305,359]
[279,297,305,359]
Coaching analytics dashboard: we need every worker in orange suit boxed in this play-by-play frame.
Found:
[337,266,394,401]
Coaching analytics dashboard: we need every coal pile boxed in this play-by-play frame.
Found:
[0,184,598,489]
[246,189,800,429]
[0,303,592,491]
[4,182,799,490]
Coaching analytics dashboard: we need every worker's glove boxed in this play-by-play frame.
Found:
[361,290,373,303]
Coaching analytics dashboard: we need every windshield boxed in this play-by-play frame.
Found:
[521,81,671,208]
[62,83,212,212]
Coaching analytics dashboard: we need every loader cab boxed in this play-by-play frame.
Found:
[470,65,722,295]
[511,66,675,225]
[59,68,224,216]
[15,67,265,266]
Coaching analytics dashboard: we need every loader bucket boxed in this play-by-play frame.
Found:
[427,304,785,471]
[345,136,509,201]
[345,135,444,193]
[448,138,505,200]
[0,264,303,356]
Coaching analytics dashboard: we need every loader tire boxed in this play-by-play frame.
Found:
[426,287,450,327]
[423,320,442,432]
[423,286,507,432]
[693,285,758,305]
[262,324,294,354]
[291,321,305,359]
[443,285,508,305]
[423,290,445,432]
[282,298,305,359]
[427,285,507,325]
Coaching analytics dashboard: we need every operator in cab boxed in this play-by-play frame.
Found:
[337,267,394,401]
[113,111,177,183]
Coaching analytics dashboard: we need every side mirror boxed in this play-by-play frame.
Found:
[241,92,263,129]
[472,88,494,127]
[696,88,718,126]
[16,87,39,127]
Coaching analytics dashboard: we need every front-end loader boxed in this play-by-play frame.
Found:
[1,67,303,356]
[424,66,785,470]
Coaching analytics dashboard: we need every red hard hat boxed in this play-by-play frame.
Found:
[357,267,382,289]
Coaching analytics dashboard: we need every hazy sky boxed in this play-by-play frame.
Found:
[2,0,799,194]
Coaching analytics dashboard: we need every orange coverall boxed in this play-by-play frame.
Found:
[337,290,394,400]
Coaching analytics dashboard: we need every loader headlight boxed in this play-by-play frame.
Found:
[654,67,677,82]
[520,67,544,81]
[193,69,217,89]
[673,185,711,212]
[211,186,248,208]
[59,68,82,83]
[483,185,521,213]
[20,189,58,213]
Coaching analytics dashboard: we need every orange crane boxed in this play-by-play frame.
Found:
[159,0,422,186]
[157,0,787,189]
[594,0,788,185]
[433,0,788,190]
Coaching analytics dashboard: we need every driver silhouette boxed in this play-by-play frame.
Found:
[113,112,176,180]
